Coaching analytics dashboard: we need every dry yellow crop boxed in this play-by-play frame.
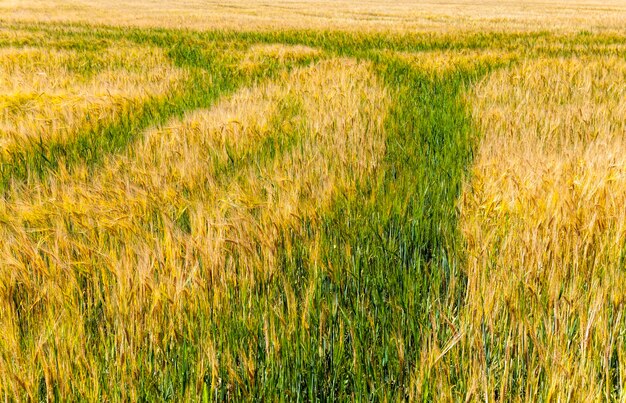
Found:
[0,43,185,155]
[3,0,626,33]
[393,49,518,78]
[0,58,388,397]
[460,56,626,399]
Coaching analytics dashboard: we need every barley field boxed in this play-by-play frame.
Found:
[1,0,626,400]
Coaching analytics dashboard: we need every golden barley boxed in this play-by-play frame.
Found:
[0,43,185,155]
[460,55,626,399]
[3,0,626,33]
[0,58,388,397]
[393,49,517,78]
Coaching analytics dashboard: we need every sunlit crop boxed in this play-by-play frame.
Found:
[0,1,625,400]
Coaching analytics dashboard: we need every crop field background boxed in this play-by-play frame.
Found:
[0,0,625,401]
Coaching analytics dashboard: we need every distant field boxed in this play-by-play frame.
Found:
[1,1,626,401]
[3,0,626,32]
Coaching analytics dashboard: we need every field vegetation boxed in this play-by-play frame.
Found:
[0,1,625,400]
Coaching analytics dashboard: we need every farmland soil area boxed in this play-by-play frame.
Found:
[1,1,626,400]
